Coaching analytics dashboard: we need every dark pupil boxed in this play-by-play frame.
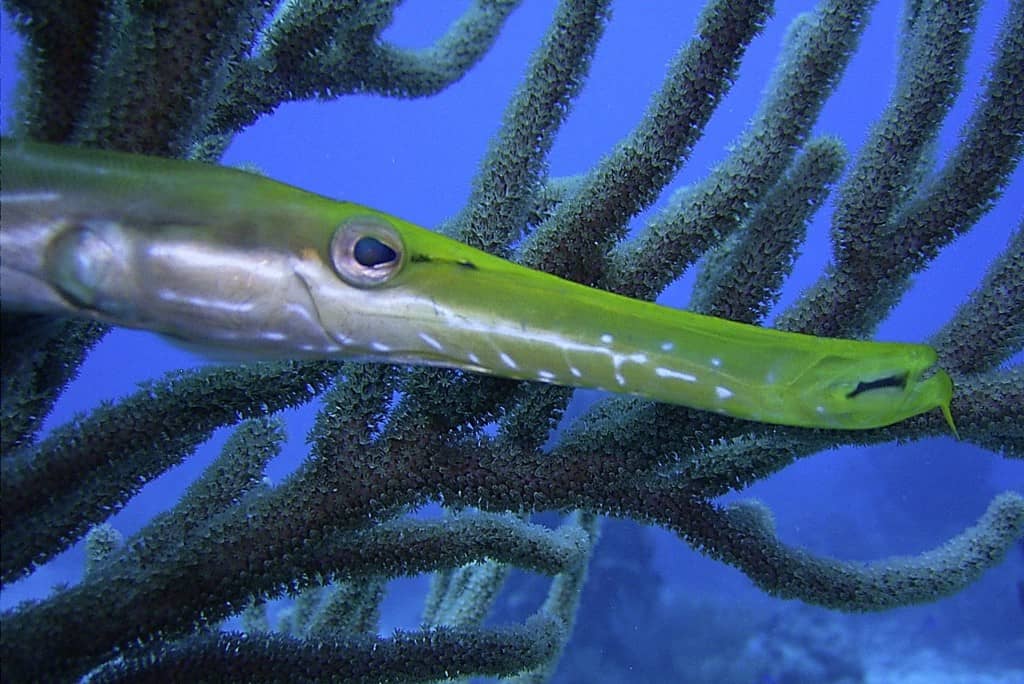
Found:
[353,236,397,268]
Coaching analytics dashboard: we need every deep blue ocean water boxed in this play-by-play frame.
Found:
[1,2,1022,682]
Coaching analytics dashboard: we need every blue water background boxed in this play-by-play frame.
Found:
[2,1,1022,680]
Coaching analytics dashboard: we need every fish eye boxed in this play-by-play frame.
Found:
[330,216,404,287]
[353,236,397,268]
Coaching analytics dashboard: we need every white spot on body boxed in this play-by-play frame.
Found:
[155,289,255,314]
[284,302,318,323]
[600,333,614,344]
[418,331,445,352]
[149,243,282,279]
[370,341,391,352]
[661,341,675,352]
[537,370,557,382]
[330,333,353,346]
[0,191,61,203]
[499,352,518,369]
[468,352,481,365]
[569,366,582,378]
[609,351,647,389]
[260,331,287,342]
[655,367,697,382]
[715,386,734,399]
[711,357,722,368]
[816,405,827,414]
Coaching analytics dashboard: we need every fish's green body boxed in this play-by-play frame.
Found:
[0,138,956,432]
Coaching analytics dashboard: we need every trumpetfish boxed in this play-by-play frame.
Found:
[0,138,957,432]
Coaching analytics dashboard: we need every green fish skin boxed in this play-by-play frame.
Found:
[0,138,956,432]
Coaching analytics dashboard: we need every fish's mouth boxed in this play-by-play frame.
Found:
[844,371,909,399]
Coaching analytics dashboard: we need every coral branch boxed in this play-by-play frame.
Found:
[1,0,1020,681]
[81,616,566,684]
[933,226,1024,375]
[691,494,1024,610]
[519,0,773,285]
[606,0,870,301]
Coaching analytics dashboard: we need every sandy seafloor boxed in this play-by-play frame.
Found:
[1,1,1022,682]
